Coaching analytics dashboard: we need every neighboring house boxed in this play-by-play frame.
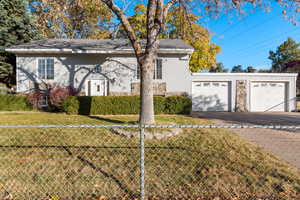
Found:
[6,39,298,112]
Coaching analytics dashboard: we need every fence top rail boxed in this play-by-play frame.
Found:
[0,124,299,130]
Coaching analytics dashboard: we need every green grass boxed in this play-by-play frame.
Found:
[0,112,299,199]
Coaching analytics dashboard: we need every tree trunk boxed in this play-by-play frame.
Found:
[139,36,160,124]
[139,53,155,124]
[101,0,175,124]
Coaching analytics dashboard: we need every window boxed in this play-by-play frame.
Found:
[155,59,162,79]
[136,59,162,80]
[38,59,54,80]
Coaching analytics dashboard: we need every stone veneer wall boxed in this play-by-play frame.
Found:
[235,80,248,112]
[109,92,132,96]
[131,82,167,96]
[165,92,188,96]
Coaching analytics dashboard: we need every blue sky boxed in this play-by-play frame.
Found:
[118,1,299,71]
[203,3,300,71]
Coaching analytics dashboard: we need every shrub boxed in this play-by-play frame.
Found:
[62,96,79,115]
[90,96,140,115]
[153,96,166,114]
[165,96,192,114]
[27,92,44,109]
[62,95,191,115]
[0,95,32,111]
[49,87,77,111]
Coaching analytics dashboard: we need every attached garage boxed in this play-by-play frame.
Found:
[191,73,298,112]
[192,81,230,111]
[250,82,286,112]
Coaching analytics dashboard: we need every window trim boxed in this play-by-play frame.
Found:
[36,58,55,80]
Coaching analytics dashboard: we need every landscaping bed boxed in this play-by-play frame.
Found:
[0,112,299,199]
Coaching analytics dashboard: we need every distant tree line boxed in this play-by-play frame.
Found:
[268,37,300,72]
[210,37,300,74]
[209,63,269,73]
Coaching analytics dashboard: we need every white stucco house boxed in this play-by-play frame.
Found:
[6,39,298,112]
[6,39,193,97]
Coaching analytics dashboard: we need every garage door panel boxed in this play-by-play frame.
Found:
[192,82,230,112]
[250,82,286,112]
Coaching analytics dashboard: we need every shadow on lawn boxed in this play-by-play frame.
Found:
[87,116,126,124]
[0,145,198,199]
[87,115,138,124]
[63,147,139,198]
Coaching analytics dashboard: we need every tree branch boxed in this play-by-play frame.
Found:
[147,0,157,33]
[162,0,178,31]
[101,0,142,59]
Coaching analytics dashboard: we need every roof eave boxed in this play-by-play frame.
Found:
[192,72,299,77]
[6,48,194,55]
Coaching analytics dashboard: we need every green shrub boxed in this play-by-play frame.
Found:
[62,95,191,115]
[153,96,166,114]
[0,95,32,111]
[165,96,192,114]
[90,96,140,115]
[61,96,79,115]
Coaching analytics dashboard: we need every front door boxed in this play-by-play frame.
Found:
[87,80,107,96]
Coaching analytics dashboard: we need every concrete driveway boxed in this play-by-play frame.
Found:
[192,112,300,169]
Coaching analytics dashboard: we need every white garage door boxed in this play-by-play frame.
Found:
[192,81,230,111]
[250,82,286,112]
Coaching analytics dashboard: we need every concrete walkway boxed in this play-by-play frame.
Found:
[192,112,300,169]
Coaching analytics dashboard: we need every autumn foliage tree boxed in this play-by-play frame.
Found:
[28,0,113,39]
[117,3,221,72]
[166,5,221,72]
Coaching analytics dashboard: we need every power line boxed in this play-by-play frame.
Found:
[219,13,276,43]
[213,16,253,39]
[227,26,300,58]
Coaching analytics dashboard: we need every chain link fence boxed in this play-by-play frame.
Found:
[0,124,299,199]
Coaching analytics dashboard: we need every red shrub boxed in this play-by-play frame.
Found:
[26,92,44,109]
[49,87,77,110]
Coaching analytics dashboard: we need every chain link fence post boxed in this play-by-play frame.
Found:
[139,124,145,200]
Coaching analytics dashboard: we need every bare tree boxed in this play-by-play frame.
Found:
[101,0,299,124]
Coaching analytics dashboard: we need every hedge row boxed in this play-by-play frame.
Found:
[62,96,191,115]
[0,95,32,111]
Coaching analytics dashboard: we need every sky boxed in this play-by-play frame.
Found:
[203,3,300,71]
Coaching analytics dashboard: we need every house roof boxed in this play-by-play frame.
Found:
[6,39,194,54]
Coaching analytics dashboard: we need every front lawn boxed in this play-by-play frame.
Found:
[0,112,299,199]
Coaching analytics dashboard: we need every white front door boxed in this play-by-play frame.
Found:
[250,82,286,112]
[192,81,230,111]
[87,80,107,96]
